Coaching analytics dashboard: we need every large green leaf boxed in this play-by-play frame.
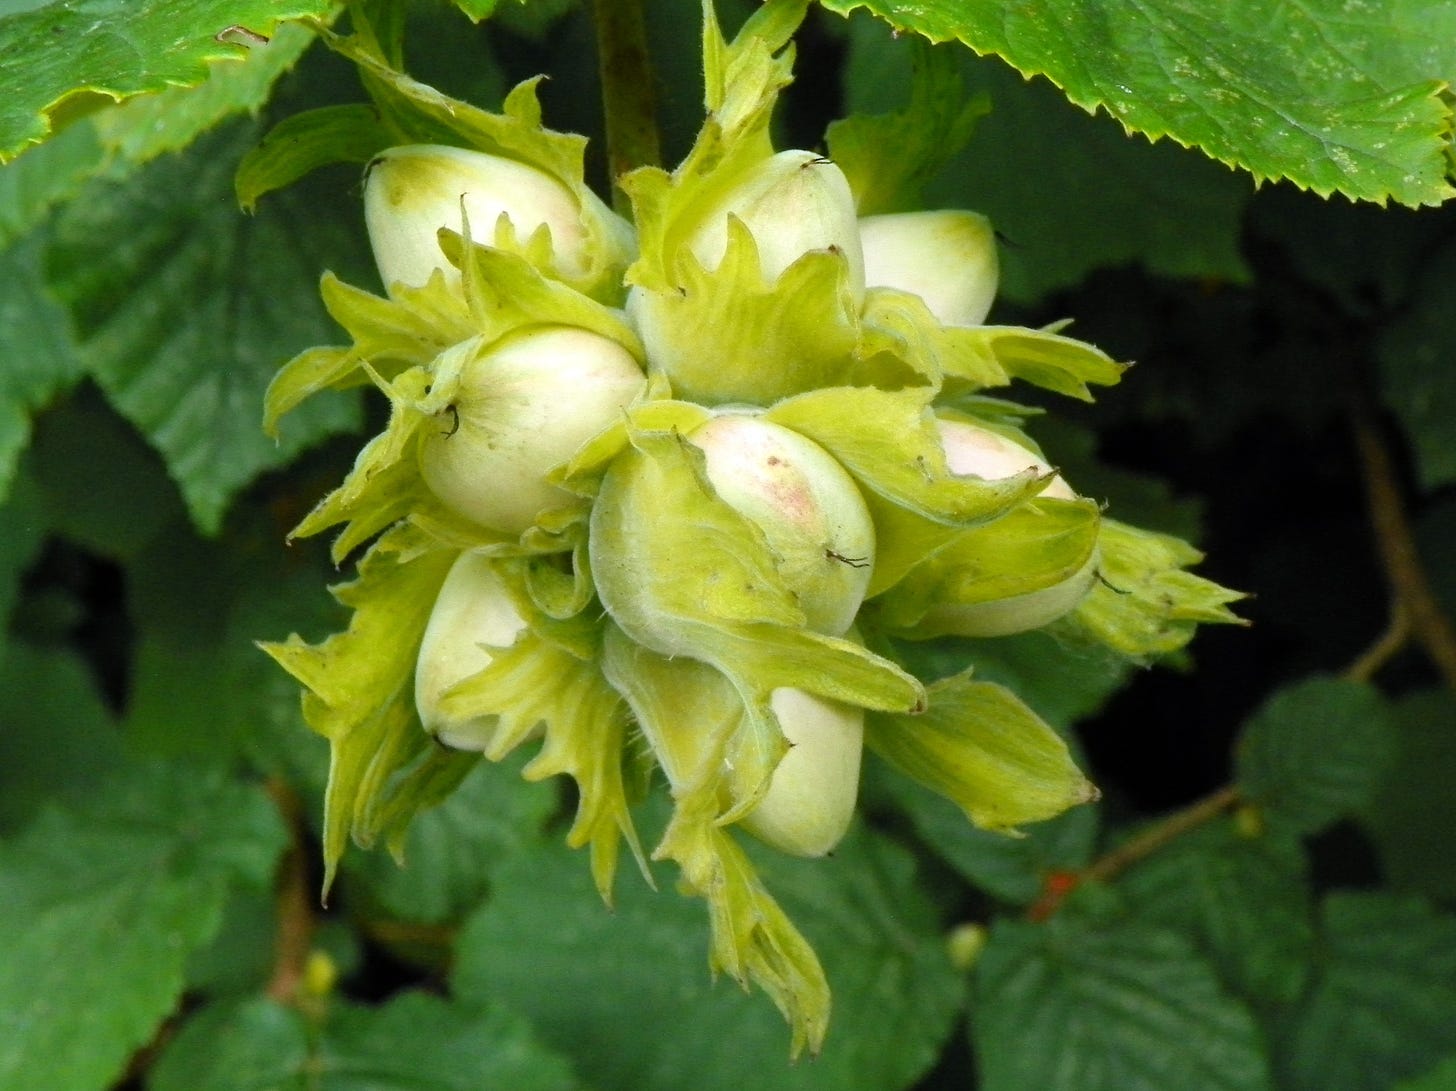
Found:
[1274,893,1456,1091]
[842,16,1251,303]
[25,390,188,562]
[1119,820,1314,1004]
[824,0,1456,208]
[973,910,1273,1091]
[1360,688,1456,902]
[454,818,964,1088]
[45,120,366,533]
[0,0,334,161]
[0,758,287,1091]
[1235,675,1395,835]
[0,121,107,248]
[150,992,584,1091]
[0,640,122,831]
[1399,1057,1456,1091]
[0,231,83,502]
[92,20,318,165]
[120,499,339,791]
[0,470,44,659]
[1377,236,1456,492]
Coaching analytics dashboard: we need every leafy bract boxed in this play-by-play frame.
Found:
[0,0,334,162]
[878,759,1099,904]
[872,497,1100,636]
[45,121,367,534]
[601,631,827,1052]
[263,271,475,436]
[624,0,807,292]
[627,224,864,405]
[439,617,648,903]
[973,911,1273,1091]
[1235,675,1395,836]
[823,0,1456,208]
[0,759,286,1091]
[1059,517,1246,658]
[826,37,987,216]
[279,245,645,560]
[261,523,458,891]
[455,813,964,1086]
[867,671,1097,833]
[765,385,1044,528]
[590,426,924,722]
[150,992,584,1091]
[236,103,393,212]
[316,25,633,300]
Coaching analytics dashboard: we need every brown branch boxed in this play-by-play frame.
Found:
[1345,599,1411,683]
[1022,376,1456,922]
[265,777,317,1004]
[1350,401,1456,691]
[1085,784,1244,885]
[591,0,660,212]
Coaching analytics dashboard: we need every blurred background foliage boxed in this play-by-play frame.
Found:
[2,1,1456,1088]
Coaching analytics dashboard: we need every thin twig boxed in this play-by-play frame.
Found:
[265,777,316,1004]
[1350,400,1456,691]
[591,0,661,212]
[1346,599,1411,683]
[1083,784,1244,885]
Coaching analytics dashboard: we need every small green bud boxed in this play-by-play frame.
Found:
[363,144,630,294]
[686,150,865,293]
[690,413,874,636]
[860,210,999,326]
[419,326,645,534]
[737,686,863,858]
[414,552,527,749]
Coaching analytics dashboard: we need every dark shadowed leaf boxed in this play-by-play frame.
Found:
[149,991,584,1091]
[1235,675,1394,835]
[0,758,286,1091]
[45,121,366,533]
[973,908,1272,1091]
[1273,893,1456,1091]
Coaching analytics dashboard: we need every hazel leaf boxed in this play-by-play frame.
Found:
[821,0,1456,209]
[0,0,334,162]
